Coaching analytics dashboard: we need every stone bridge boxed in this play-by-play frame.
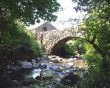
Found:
[37,29,83,55]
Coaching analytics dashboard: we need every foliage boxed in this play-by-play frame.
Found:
[0,0,60,64]
[80,64,110,88]
[0,0,60,26]
[73,0,110,57]
[77,40,110,88]
[73,0,110,13]
[81,12,110,57]
[72,0,110,88]
[65,39,86,56]
[0,21,42,63]
[0,0,60,62]
[80,50,110,88]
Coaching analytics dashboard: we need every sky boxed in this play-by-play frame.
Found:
[28,0,86,30]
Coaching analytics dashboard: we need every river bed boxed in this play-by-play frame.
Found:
[2,55,87,88]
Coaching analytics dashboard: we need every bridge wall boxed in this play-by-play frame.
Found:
[36,29,83,54]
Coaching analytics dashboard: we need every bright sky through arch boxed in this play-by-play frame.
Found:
[28,0,86,30]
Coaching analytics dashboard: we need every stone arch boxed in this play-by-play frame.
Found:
[51,37,79,57]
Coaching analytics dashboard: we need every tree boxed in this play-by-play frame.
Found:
[73,0,110,68]
[72,0,110,87]
[0,22,42,64]
[0,0,60,62]
[0,0,60,31]
[0,1,60,87]
[73,0,110,12]
[75,0,110,70]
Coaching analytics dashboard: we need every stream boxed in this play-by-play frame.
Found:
[0,55,87,88]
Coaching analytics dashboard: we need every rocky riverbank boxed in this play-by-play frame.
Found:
[0,55,87,88]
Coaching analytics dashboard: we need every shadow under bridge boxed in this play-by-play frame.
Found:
[51,37,77,57]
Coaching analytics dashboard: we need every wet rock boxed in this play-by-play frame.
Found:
[32,63,40,68]
[64,64,73,69]
[63,69,74,75]
[55,72,65,79]
[43,55,48,60]
[40,63,47,69]
[18,61,32,69]
[40,69,54,77]
[32,69,41,79]
[31,59,36,63]
[55,77,61,82]
[67,58,74,62]
[61,73,80,86]
[49,56,63,63]
[73,58,77,61]
[50,65,63,72]
[51,59,59,63]
[37,57,41,62]
[6,65,21,71]
[31,59,40,68]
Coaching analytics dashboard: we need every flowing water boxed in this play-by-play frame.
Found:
[2,56,87,88]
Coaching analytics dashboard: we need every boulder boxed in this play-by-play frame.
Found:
[50,65,63,72]
[18,61,32,69]
[32,63,40,68]
[32,69,41,79]
[40,63,47,69]
[31,59,36,63]
[51,59,59,63]
[6,65,21,71]
[55,72,65,79]
[37,57,41,62]
[40,69,53,77]
[61,73,79,86]
[64,64,73,69]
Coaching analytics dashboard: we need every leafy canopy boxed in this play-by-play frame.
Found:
[72,0,110,87]
[0,0,60,25]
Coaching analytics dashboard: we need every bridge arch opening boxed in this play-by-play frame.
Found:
[51,37,78,57]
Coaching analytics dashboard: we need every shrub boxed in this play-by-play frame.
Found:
[0,22,42,63]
